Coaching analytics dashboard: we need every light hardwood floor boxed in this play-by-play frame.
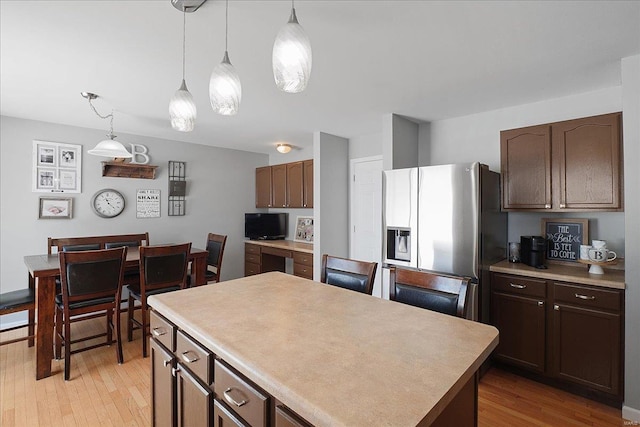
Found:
[0,315,630,426]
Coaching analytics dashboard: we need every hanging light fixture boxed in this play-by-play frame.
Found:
[169,6,197,132]
[272,0,312,93]
[209,0,241,115]
[82,92,132,160]
[276,143,292,154]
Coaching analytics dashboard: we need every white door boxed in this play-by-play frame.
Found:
[350,156,383,297]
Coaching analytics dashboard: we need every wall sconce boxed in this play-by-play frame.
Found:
[276,143,292,154]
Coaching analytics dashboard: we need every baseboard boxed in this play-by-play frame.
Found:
[623,405,640,424]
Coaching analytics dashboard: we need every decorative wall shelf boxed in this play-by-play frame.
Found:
[101,162,157,179]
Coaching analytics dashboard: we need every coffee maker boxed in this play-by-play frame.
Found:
[520,236,546,268]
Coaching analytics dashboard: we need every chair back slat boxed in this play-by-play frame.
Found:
[140,243,191,293]
[205,233,227,282]
[320,254,378,295]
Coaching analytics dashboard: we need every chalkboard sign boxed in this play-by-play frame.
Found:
[542,218,589,265]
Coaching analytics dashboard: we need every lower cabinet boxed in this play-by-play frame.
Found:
[151,309,311,427]
[490,272,624,405]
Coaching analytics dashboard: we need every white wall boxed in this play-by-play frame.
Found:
[0,116,266,324]
[622,54,640,423]
[349,131,382,160]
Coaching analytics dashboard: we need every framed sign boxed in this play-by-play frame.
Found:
[136,189,161,218]
[542,218,589,265]
[32,140,82,193]
[294,216,314,243]
[39,197,73,219]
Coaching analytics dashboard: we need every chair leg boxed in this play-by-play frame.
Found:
[106,308,113,345]
[64,311,71,381]
[127,294,134,342]
[141,303,148,358]
[55,306,62,360]
[115,304,123,364]
[28,308,35,347]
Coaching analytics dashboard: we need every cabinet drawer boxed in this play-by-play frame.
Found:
[275,405,311,427]
[293,252,313,266]
[293,263,313,280]
[261,246,292,259]
[214,399,247,427]
[492,273,546,298]
[245,262,261,276]
[214,360,268,427]
[553,282,621,312]
[176,330,214,386]
[245,253,261,265]
[245,244,261,255]
[150,310,176,352]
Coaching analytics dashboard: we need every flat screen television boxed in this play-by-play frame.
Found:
[245,213,287,240]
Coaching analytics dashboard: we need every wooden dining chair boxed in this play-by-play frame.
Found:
[389,267,471,318]
[0,287,35,347]
[320,254,378,295]
[55,247,127,380]
[127,243,191,357]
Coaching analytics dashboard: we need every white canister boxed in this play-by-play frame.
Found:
[592,240,607,249]
[580,245,592,260]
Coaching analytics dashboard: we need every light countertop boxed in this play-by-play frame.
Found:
[490,259,625,289]
[245,239,313,254]
[149,272,498,426]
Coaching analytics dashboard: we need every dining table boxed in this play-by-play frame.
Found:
[23,246,208,380]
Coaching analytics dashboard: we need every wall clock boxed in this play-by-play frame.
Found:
[91,188,125,218]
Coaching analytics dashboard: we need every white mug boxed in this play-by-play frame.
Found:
[592,240,607,249]
[580,245,592,260]
[588,248,616,262]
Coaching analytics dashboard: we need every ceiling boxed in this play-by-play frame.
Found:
[1,1,639,155]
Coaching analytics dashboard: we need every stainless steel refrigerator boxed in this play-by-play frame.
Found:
[383,162,507,323]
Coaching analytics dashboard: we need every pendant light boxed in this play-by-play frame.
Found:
[272,0,312,93]
[209,0,241,116]
[169,7,197,132]
[83,92,132,159]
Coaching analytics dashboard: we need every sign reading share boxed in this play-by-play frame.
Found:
[136,189,160,218]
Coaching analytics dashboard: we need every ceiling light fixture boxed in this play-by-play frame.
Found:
[82,92,132,160]
[272,0,312,93]
[209,0,241,115]
[276,143,292,154]
[169,6,197,132]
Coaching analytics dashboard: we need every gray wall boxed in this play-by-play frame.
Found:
[0,116,266,324]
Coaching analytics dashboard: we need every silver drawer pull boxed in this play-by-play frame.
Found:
[163,359,171,368]
[224,387,248,407]
[510,283,526,289]
[152,327,167,337]
[575,293,595,300]
[181,351,199,363]
[171,366,181,377]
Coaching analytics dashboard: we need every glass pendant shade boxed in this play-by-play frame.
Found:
[272,8,312,93]
[88,137,132,158]
[170,79,197,132]
[209,51,242,116]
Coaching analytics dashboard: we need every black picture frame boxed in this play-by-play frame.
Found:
[541,218,589,265]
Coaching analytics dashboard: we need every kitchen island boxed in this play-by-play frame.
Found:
[149,272,498,426]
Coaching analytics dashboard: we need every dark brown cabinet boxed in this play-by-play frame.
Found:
[500,112,622,212]
[176,365,213,427]
[551,282,623,398]
[254,160,313,209]
[245,242,313,279]
[151,338,176,427]
[491,274,546,373]
[490,272,624,406]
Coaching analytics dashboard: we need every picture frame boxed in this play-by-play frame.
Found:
[542,218,589,265]
[39,197,73,219]
[136,189,161,218]
[294,216,314,243]
[32,140,82,193]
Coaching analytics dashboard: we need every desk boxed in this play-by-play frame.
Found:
[23,246,207,380]
[149,272,499,426]
[245,239,313,279]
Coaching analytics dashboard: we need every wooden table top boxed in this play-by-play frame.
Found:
[149,272,498,427]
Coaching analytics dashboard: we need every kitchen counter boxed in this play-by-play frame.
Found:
[149,272,498,426]
[490,259,625,289]
[244,239,313,254]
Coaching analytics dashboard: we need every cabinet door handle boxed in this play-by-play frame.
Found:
[575,293,596,301]
[510,283,526,289]
[180,351,199,364]
[163,359,172,368]
[223,387,248,407]
[171,366,181,377]
[538,301,544,307]
[151,327,167,337]
[545,204,551,209]
[559,203,566,208]
[554,304,560,311]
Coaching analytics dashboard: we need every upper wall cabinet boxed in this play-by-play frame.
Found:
[500,112,623,212]
[255,160,313,208]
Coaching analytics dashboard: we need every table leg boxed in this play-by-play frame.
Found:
[35,276,55,380]
[194,256,207,286]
